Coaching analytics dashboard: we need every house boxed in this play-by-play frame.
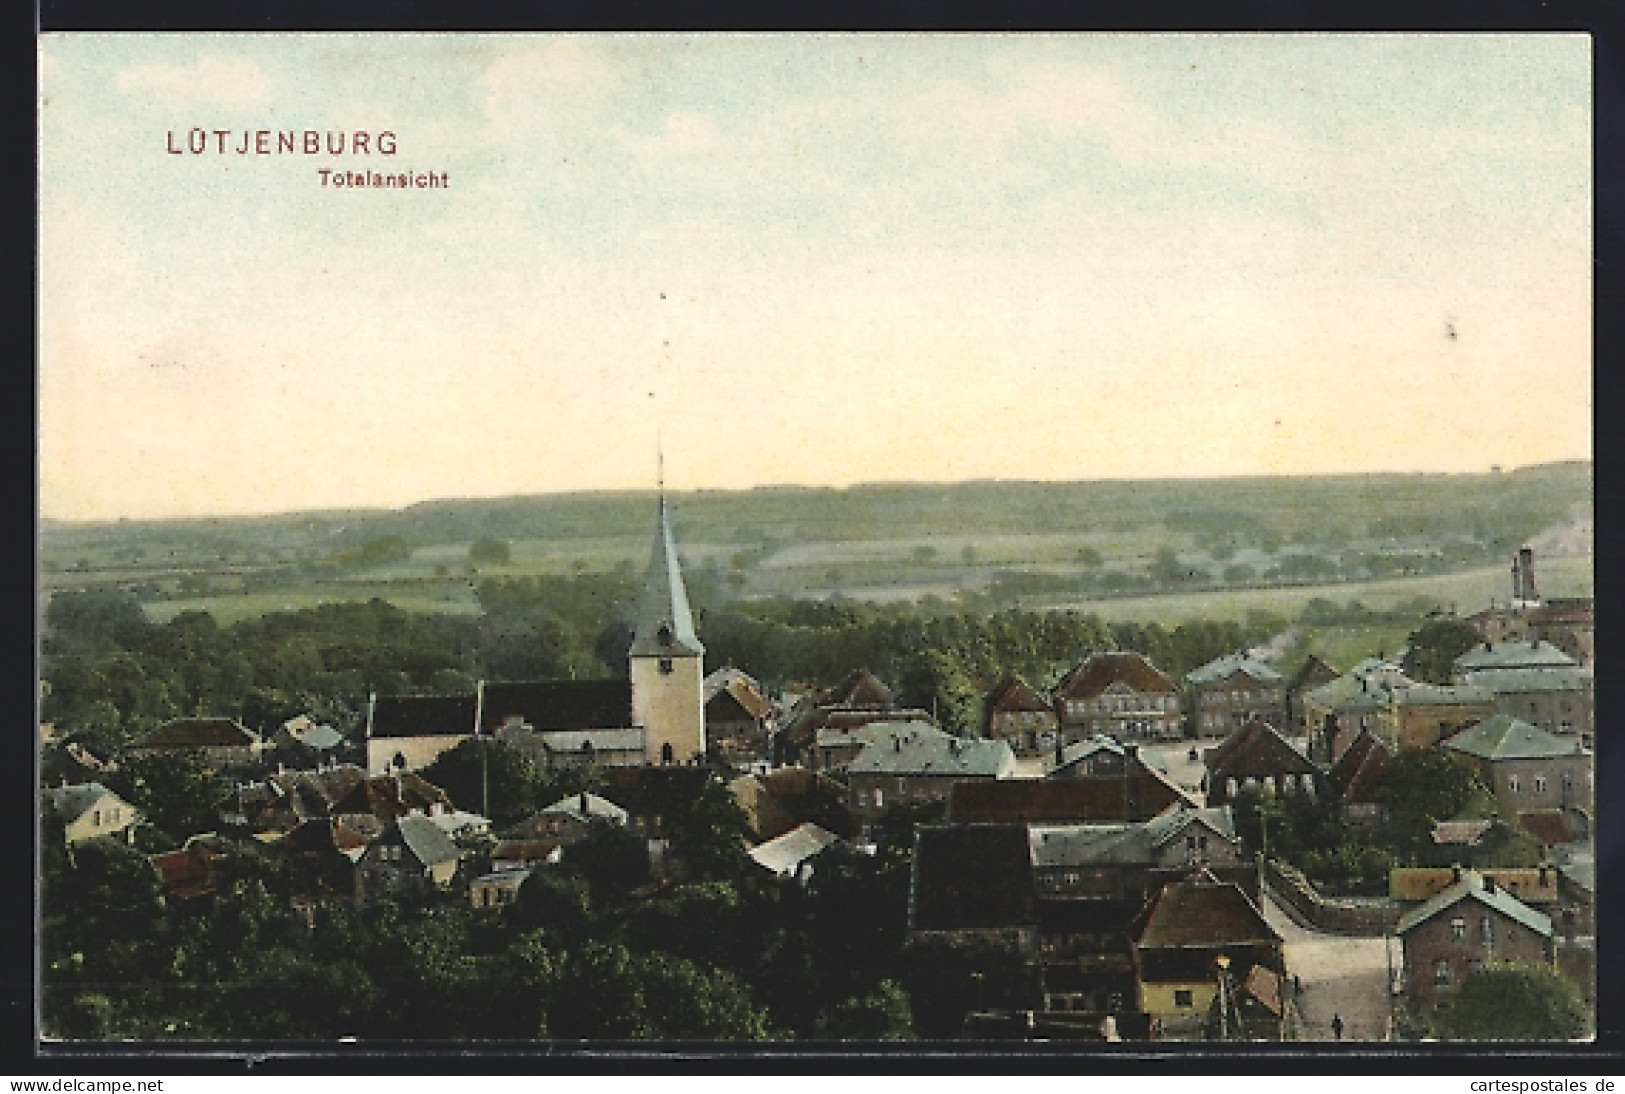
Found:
[1440,715,1592,814]
[1297,657,1412,761]
[1390,865,1560,908]
[127,717,265,772]
[1463,554,1594,666]
[490,839,563,872]
[39,739,116,787]
[1453,666,1593,744]
[328,770,455,840]
[1396,870,1555,1005]
[1053,653,1183,744]
[1452,639,1578,677]
[727,767,854,841]
[507,792,629,845]
[149,839,227,911]
[983,673,1060,756]
[780,668,925,767]
[484,681,647,769]
[1285,654,1341,733]
[703,668,774,764]
[42,782,140,845]
[276,818,365,903]
[949,739,1193,824]
[226,762,371,838]
[907,824,1039,955]
[1186,653,1287,735]
[847,733,1016,820]
[470,867,533,910]
[811,718,948,774]
[1379,683,1497,751]
[273,714,345,754]
[356,813,462,901]
[1132,872,1284,1040]
[748,821,840,879]
[825,668,898,708]
[1326,729,1392,827]
[1203,719,1323,806]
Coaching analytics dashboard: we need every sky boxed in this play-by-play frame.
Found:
[39,34,1591,520]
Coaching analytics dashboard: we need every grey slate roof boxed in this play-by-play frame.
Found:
[1441,715,1587,762]
[1186,652,1284,687]
[629,499,704,659]
[393,813,461,869]
[1459,667,1593,694]
[816,719,948,751]
[42,782,130,824]
[1145,805,1237,848]
[1388,683,1495,708]
[849,734,1014,778]
[1029,823,1151,867]
[748,821,840,876]
[1453,640,1578,673]
[539,791,630,824]
[1394,871,1553,938]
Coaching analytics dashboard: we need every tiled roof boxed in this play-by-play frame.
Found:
[1441,715,1586,762]
[370,694,477,739]
[1328,730,1391,805]
[909,824,1038,931]
[1388,683,1495,708]
[1054,652,1177,701]
[482,680,634,732]
[629,499,704,658]
[1429,819,1495,847]
[748,822,839,876]
[1186,652,1284,688]
[331,772,453,822]
[1394,872,1553,938]
[951,774,1183,825]
[1287,654,1341,693]
[1136,877,1279,950]
[1206,719,1318,780]
[133,718,260,749]
[787,707,930,749]
[1459,667,1593,694]
[850,735,1014,779]
[1029,824,1150,867]
[825,669,897,708]
[984,673,1053,715]
[539,792,629,825]
[704,669,772,720]
[394,813,461,869]
[1145,805,1237,848]
[1516,810,1576,847]
[42,782,130,824]
[1054,735,1171,774]
[815,719,947,752]
[1390,867,1560,904]
[1453,640,1578,673]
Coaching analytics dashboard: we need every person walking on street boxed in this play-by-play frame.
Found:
[1331,1013,1344,1041]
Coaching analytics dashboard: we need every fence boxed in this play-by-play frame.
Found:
[1262,859,1400,936]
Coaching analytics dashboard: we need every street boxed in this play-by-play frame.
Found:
[1264,893,1396,1042]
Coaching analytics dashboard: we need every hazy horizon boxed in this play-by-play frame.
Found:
[41,35,1591,521]
[37,457,1593,528]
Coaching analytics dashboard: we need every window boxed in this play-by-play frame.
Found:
[1226,778,1239,798]
[92,810,101,826]
[1174,990,1194,1008]
[1507,774,1521,794]
[1451,917,1467,941]
[1533,774,1547,794]
[855,789,870,808]
[658,658,674,675]
[873,788,884,808]
[1434,959,1453,986]
[1481,916,1494,952]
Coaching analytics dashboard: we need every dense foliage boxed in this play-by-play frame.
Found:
[1427,966,1591,1041]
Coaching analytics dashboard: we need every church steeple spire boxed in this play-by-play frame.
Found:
[629,481,704,659]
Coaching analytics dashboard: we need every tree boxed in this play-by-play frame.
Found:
[106,750,224,841]
[814,979,914,1040]
[44,589,152,650]
[1430,966,1591,1041]
[1380,749,1484,859]
[419,737,541,827]
[560,822,651,903]
[662,779,755,884]
[1403,619,1483,684]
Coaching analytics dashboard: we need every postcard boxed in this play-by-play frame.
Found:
[37,33,1594,1050]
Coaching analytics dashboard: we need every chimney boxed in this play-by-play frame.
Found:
[580,791,589,814]
[1484,875,1497,895]
[1452,865,1462,883]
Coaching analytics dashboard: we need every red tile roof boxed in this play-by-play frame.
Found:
[1054,652,1177,701]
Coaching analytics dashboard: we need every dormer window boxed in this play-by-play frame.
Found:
[657,624,673,646]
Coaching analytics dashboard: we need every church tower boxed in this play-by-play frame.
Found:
[629,494,707,765]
